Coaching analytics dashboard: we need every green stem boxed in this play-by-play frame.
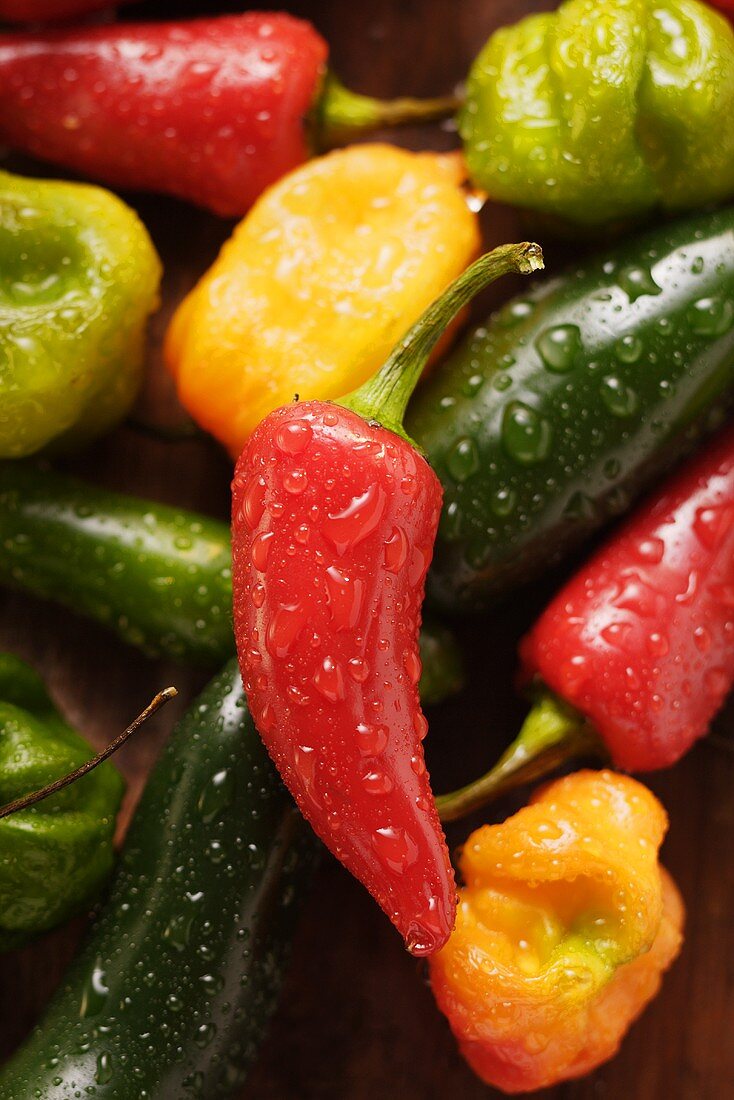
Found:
[435,693,601,823]
[339,243,544,441]
[318,73,461,147]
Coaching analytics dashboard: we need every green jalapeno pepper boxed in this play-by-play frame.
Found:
[461,0,734,230]
[0,660,319,1097]
[0,463,464,700]
[0,169,161,457]
[407,207,734,611]
[0,653,123,951]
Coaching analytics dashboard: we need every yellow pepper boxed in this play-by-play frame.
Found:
[429,770,684,1093]
[164,143,480,458]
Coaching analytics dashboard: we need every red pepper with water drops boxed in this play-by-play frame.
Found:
[231,244,544,955]
[437,425,734,822]
[0,13,457,216]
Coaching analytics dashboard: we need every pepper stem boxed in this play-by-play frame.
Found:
[339,243,544,440]
[0,686,177,820]
[318,73,461,147]
[435,693,600,823]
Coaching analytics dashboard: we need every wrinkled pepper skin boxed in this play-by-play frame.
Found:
[522,425,734,771]
[461,0,734,229]
[0,170,160,458]
[0,463,463,702]
[232,403,454,955]
[0,653,123,951]
[0,0,129,20]
[0,14,327,216]
[408,207,734,612]
[430,771,684,1093]
[0,661,319,1098]
[166,144,480,457]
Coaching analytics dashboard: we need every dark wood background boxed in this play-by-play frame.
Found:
[1,1,733,1097]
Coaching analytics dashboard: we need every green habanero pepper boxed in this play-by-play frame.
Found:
[460,0,734,230]
[0,169,161,457]
[406,206,734,612]
[0,660,319,1099]
[0,653,123,951]
[0,463,465,699]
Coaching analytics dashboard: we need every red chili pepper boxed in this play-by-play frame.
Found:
[0,0,126,21]
[231,245,544,954]
[0,13,457,216]
[438,425,734,821]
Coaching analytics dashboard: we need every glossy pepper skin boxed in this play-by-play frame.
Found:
[407,207,734,613]
[0,14,454,217]
[522,425,734,771]
[0,661,320,1098]
[0,169,160,458]
[166,144,480,457]
[430,771,684,1093]
[232,246,543,954]
[0,653,123,951]
[461,0,734,230]
[0,462,463,701]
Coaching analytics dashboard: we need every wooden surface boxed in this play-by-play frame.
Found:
[1,1,733,1097]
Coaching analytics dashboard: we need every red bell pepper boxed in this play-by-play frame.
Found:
[0,13,456,216]
[438,425,734,820]
[231,244,544,955]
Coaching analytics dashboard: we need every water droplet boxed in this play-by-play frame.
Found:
[259,702,275,732]
[618,265,661,301]
[489,487,516,517]
[357,723,388,755]
[535,324,581,372]
[275,419,313,454]
[636,537,665,564]
[242,476,266,529]
[384,527,409,572]
[323,409,339,427]
[80,961,108,1018]
[283,469,308,495]
[95,1052,113,1086]
[294,523,310,544]
[502,402,552,465]
[693,625,712,653]
[194,1022,217,1049]
[347,656,370,682]
[693,504,734,550]
[558,655,590,693]
[446,437,479,482]
[600,375,638,418]
[372,826,418,873]
[604,457,621,479]
[266,602,307,658]
[408,546,430,588]
[163,912,194,951]
[323,484,386,555]
[687,296,734,337]
[647,630,669,657]
[403,649,422,684]
[410,753,426,776]
[602,622,633,648]
[362,768,394,795]
[198,768,235,823]
[251,582,265,608]
[325,566,364,631]
[413,712,429,739]
[313,656,345,702]
[251,531,274,571]
[563,491,597,521]
[615,334,643,363]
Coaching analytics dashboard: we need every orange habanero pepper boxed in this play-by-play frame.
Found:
[429,770,684,1093]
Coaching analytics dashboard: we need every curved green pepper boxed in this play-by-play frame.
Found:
[0,653,123,951]
[0,169,160,457]
[407,207,734,611]
[461,0,734,229]
[0,661,318,1098]
[0,463,464,699]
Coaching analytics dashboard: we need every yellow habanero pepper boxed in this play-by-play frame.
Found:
[164,144,480,458]
[429,770,684,1094]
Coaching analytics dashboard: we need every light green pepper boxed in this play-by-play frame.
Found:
[461,0,734,229]
[0,169,161,456]
[0,653,123,950]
